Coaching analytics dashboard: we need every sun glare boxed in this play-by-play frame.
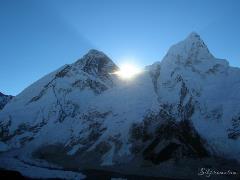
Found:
[114,63,142,79]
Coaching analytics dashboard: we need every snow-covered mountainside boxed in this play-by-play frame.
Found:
[0,33,240,179]
[0,92,13,111]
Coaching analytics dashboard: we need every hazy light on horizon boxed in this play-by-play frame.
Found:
[113,62,142,80]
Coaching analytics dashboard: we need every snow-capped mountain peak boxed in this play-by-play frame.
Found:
[160,32,230,79]
[74,49,119,78]
[163,32,214,65]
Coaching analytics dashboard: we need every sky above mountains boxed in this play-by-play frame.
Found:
[1,0,240,95]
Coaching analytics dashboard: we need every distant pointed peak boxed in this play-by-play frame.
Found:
[187,32,200,39]
[85,49,106,56]
[80,49,113,63]
[164,32,214,63]
[75,49,119,76]
[184,32,205,45]
[76,49,111,64]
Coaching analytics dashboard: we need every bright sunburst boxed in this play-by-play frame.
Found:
[114,63,142,79]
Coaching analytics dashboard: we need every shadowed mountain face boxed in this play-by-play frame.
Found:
[0,169,26,180]
[0,92,13,111]
[0,33,240,179]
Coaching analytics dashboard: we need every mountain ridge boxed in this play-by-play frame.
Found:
[0,32,240,179]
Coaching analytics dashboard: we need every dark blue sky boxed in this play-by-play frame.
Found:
[1,0,240,95]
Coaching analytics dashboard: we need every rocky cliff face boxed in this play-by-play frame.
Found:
[0,92,13,111]
[0,33,240,179]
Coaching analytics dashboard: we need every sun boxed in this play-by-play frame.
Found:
[114,63,142,79]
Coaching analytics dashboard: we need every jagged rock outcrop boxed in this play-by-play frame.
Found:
[0,92,13,110]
